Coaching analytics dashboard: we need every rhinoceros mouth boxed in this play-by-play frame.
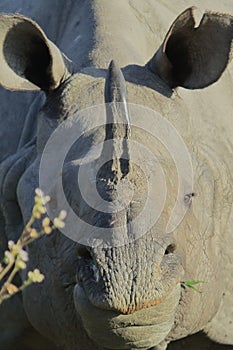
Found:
[75,243,184,316]
[73,283,181,350]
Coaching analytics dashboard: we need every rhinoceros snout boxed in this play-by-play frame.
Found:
[75,234,183,316]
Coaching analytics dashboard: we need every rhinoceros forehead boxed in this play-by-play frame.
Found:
[41,66,172,120]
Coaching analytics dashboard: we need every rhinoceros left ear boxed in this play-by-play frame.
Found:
[149,7,233,89]
[0,14,71,91]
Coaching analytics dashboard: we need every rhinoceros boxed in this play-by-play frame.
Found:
[0,1,232,350]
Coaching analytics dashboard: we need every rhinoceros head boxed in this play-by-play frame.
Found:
[0,6,232,350]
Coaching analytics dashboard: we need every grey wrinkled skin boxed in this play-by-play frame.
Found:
[0,1,232,350]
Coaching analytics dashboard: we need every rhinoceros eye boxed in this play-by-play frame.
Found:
[184,192,195,206]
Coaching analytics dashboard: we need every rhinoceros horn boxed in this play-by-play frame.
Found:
[100,60,131,181]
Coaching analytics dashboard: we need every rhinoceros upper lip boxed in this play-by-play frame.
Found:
[75,253,183,314]
[74,277,182,317]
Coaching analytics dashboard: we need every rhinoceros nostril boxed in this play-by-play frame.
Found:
[164,244,176,255]
[77,245,92,260]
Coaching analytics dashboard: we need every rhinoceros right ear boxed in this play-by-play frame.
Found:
[149,7,233,89]
[0,14,70,91]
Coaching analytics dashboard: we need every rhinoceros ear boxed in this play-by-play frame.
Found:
[0,14,70,91]
[149,7,233,89]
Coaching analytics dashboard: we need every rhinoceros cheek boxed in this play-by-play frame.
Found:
[74,284,181,350]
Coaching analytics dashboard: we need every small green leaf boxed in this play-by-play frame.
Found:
[182,280,204,293]
[185,280,204,286]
